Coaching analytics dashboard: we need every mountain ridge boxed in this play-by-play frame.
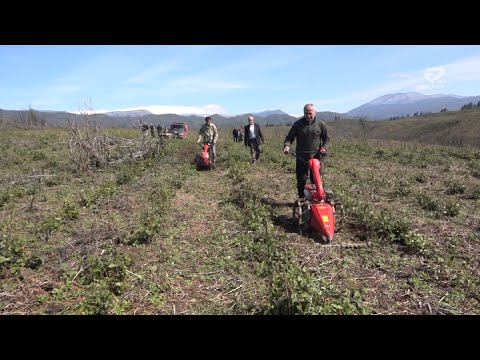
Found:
[94,92,480,120]
[346,92,480,119]
[2,92,479,127]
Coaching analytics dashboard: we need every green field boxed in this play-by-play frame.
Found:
[1,116,479,314]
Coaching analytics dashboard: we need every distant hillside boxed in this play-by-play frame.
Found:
[345,92,480,120]
[316,111,342,121]
[252,110,289,117]
[329,107,480,147]
[0,109,300,129]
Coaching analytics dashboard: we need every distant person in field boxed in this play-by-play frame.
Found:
[197,116,219,164]
[283,103,330,199]
[244,115,264,164]
[157,124,162,137]
[150,124,155,137]
[142,123,149,138]
[237,129,243,142]
[232,128,239,142]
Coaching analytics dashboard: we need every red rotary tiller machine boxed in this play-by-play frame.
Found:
[292,153,336,243]
[194,142,215,171]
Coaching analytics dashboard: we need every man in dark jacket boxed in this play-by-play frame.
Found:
[283,103,330,199]
[244,115,264,164]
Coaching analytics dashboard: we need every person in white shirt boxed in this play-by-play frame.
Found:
[244,115,264,164]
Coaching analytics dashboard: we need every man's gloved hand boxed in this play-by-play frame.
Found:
[283,145,290,155]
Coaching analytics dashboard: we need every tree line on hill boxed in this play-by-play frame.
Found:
[0,108,303,130]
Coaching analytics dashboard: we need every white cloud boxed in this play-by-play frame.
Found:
[445,55,480,81]
[390,55,480,89]
[85,104,229,116]
[317,54,480,112]
[145,104,228,116]
[168,76,248,93]
[415,84,431,91]
[160,47,296,94]
[48,84,82,94]
[125,62,183,84]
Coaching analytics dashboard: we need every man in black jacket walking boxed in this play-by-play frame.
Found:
[283,103,330,199]
[244,115,264,164]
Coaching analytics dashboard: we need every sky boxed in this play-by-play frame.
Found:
[1,45,480,117]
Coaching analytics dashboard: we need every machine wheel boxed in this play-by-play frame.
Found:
[194,155,202,171]
[301,203,311,233]
[332,200,344,231]
[292,200,301,224]
[293,200,311,234]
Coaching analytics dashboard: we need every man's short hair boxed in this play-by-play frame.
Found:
[205,116,212,122]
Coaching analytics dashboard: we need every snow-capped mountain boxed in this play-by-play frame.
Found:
[104,109,153,117]
[346,92,479,119]
[252,110,290,117]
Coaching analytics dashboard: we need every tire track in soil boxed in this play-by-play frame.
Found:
[161,167,240,314]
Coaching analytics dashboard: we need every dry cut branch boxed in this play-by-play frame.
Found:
[67,102,167,171]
